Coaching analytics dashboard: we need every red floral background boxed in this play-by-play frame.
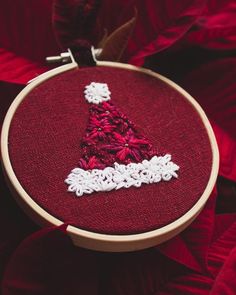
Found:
[0,0,236,294]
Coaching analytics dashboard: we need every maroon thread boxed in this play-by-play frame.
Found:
[78,101,156,170]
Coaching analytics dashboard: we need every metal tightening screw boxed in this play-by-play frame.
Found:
[46,52,72,64]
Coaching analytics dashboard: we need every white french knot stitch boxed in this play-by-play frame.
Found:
[84,82,111,104]
[65,155,180,197]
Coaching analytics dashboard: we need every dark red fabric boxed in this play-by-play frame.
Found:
[1,1,236,294]
[9,66,212,234]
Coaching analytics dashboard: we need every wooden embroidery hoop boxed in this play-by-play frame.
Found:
[1,56,219,252]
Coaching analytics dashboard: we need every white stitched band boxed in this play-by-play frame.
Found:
[65,154,179,197]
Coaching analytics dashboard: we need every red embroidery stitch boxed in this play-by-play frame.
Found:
[78,101,156,170]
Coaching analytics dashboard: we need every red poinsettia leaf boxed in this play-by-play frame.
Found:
[112,132,126,144]
[52,0,101,49]
[210,218,236,294]
[0,48,48,85]
[2,225,99,295]
[98,8,137,62]
[184,0,236,50]
[159,213,236,294]
[157,190,217,273]
[97,0,206,65]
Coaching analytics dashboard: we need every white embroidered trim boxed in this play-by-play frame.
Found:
[84,82,111,104]
[65,155,179,197]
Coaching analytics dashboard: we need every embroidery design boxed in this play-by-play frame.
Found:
[84,82,111,104]
[65,82,179,197]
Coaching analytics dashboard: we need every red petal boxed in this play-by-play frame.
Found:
[129,137,149,147]
[89,117,100,127]
[88,155,104,169]
[78,158,87,169]
[112,132,126,144]
[102,144,122,152]
[130,149,142,162]
[116,148,129,161]
[103,125,114,133]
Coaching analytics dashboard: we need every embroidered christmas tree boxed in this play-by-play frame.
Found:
[65,82,179,197]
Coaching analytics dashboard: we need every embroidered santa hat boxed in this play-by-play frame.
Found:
[6,64,218,245]
[65,82,179,197]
